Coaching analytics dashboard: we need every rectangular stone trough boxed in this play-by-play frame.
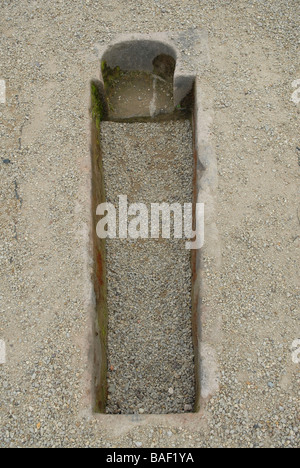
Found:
[89,31,217,422]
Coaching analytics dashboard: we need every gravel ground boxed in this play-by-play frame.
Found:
[101,121,195,414]
[0,0,299,448]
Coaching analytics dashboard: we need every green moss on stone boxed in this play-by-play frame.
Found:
[91,82,105,130]
[101,60,124,91]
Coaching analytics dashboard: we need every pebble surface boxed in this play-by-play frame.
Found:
[101,121,195,414]
[0,0,299,448]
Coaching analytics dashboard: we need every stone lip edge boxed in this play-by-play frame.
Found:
[194,78,221,407]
